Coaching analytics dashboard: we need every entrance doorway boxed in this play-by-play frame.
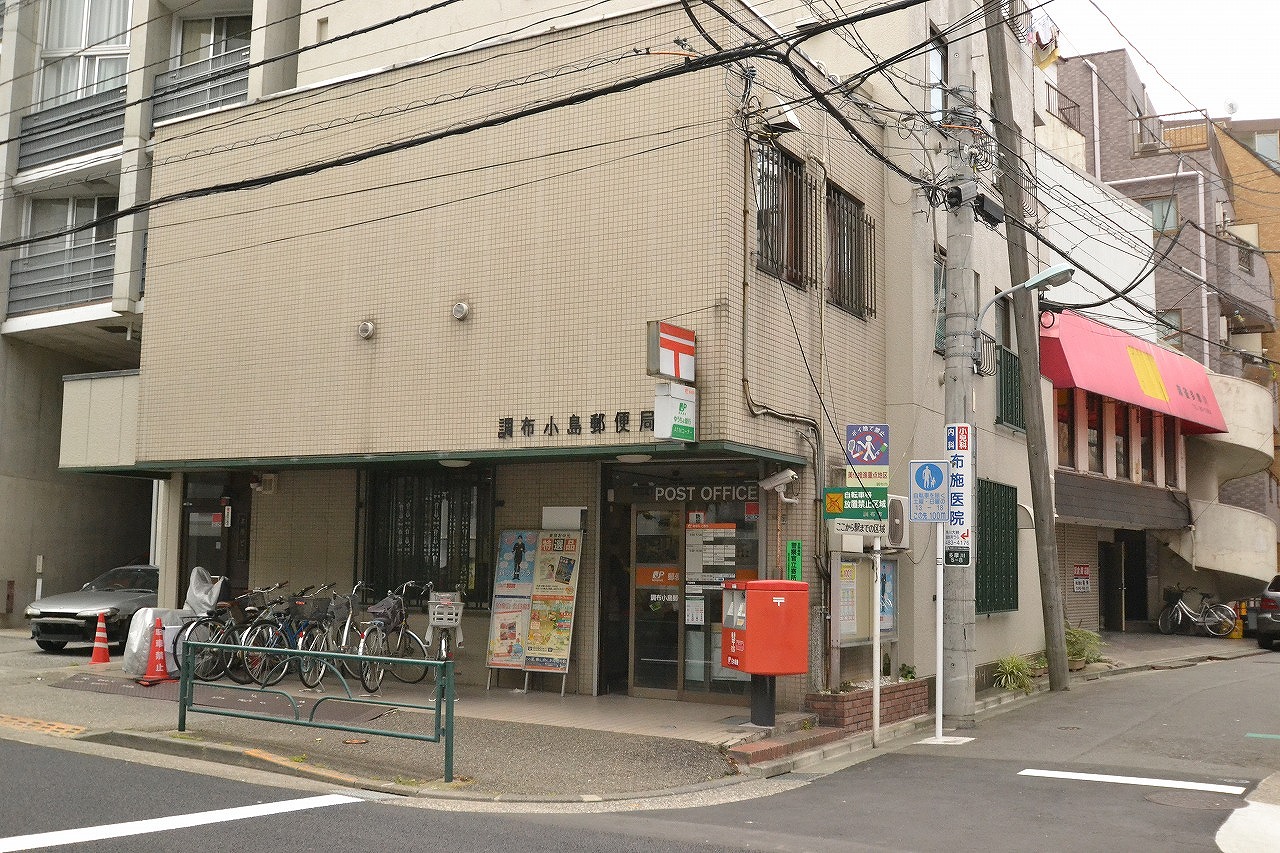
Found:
[180,473,252,600]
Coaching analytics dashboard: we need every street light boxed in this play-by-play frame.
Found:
[973,263,1075,364]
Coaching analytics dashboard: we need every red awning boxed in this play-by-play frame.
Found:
[1039,310,1227,434]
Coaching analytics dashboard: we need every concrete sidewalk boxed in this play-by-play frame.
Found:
[0,627,1265,802]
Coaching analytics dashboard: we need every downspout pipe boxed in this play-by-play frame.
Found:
[1082,59,1102,182]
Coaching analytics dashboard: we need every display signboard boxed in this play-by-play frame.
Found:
[945,423,973,567]
[486,529,584,674]
[655,382,697,442]
[909,460,947,523]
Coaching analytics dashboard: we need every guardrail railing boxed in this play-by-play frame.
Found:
[177,641,455,781]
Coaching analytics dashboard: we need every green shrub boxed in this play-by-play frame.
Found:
[1064,625,1105,663]
[993,654,1035,694]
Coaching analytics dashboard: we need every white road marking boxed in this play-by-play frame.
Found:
[1019,768,1246,795]
[0,794,360,852]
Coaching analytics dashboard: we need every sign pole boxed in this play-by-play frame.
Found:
[871,536,882,747]
[935,524,944,741]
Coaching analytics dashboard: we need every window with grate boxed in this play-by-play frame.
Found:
[1238,244,1254,274]
[933,249,947,353]
[976,479,1018,614]
[365,470,494,606]
[755,145,805,286]
[826,184,875,317]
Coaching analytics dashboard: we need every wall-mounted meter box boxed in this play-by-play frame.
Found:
[721,580,808,675]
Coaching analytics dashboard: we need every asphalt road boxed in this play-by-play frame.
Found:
[3,649,1280,851]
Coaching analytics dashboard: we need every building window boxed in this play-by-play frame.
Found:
[927,28,947,118]
[826,184,874,317]
[179,16,251,66]
[1114,403,1131,480]
[1238,244,1255,275]
[933,249,947,353]
[1085,392,1104,474]
[756,145,804,286]
[1158,308,1183,350]
[1139,409,1154,483]
[39,0,131,106]
[1056,388,1075,468]
[27,196,117,254]
[976,479,1018,614]
[1250,130,1280,166]
[1140,196,1178,233]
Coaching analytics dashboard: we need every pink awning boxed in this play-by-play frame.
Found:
[1039,310,1227,434]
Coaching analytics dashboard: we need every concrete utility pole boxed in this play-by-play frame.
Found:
[942,54,978,725]
[984,6,1069,689]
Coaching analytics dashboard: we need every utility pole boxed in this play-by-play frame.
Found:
[942,36,978,726]
[984,5,1069,689]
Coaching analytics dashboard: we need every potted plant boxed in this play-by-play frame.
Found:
[993,654,1035,694]
[1064,624,1104,671]
[1028,652,1048,678]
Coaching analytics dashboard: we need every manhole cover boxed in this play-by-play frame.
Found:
[1145,790,1240,811]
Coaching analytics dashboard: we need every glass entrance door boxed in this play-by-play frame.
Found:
[631,506,682,695]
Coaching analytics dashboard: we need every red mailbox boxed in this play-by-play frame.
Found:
[721,580,808,676]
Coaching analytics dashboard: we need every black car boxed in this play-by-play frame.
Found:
[1256,574,1280,650]
[24,565,159,651]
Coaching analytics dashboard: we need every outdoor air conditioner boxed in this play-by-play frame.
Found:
[886,495,909,550]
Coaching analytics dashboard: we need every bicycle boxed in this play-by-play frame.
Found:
[424,583,465,677]
[358,581,429,692]
[1157,584,1237,637]
[298,581,370,689]
[172,581,287,683]
[241,583,335,687]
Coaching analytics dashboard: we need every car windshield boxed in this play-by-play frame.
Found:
[85,567,158,592]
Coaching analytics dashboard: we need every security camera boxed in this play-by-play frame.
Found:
[759,468,799,491]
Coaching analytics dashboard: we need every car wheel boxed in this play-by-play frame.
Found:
[1258,634,1274,651]
[35,640,67,652]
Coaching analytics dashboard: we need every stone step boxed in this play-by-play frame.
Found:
[727,725,849,768]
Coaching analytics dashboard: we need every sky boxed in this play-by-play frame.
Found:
[1043,0,1280,121]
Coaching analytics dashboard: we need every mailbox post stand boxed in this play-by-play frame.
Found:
[750,674,776,727]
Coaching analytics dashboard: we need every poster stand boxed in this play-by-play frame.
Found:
[485,529,583,697]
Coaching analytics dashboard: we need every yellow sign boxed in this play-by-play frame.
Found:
[1128,346,1169,402]
[825,491,845,516]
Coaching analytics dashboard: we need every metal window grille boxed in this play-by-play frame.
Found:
[976,479,1018,614]
[826,186,876,318]
[995,346,1025,429]
[933,253,947,354]
[1238,244,1254,275]
[1045,82,1080,133]
[755,145,805,287]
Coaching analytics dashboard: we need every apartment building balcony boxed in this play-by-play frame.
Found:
[1130,110,1210,157]
[59,370,138,470]
[152,48,251,124]
[18,88,126,172]
[1185,373,1274,495]
[1159,501,1276,600]
[7,239,115,316]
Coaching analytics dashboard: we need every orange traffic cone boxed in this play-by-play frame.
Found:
[136,618,174,686]
[89,613,111,664]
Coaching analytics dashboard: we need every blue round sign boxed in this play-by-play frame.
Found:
[914,463,944,492]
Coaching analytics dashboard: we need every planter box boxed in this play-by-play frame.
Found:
[805,680,931,731]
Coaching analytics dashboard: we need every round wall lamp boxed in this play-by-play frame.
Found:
[439,459,471,468]
[357,320,376,339]
[615,454,652,464]
[451,302,470,320]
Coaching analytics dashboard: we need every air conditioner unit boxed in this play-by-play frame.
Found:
[886,495,910,550]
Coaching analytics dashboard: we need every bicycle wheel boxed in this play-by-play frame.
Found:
[1157,604,1177,635]
[429,629,453,685]
[359,624,388,692]
[298,625,330,689]
[389,628,429,684]
[223,624,255,684]
[175,617,225,681]
[338,619,362,678]
[1204,603,1237,637]
[244,623,291,687]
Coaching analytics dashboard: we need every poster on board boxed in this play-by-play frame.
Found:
[523,531,583,673]
[485,530,539,670]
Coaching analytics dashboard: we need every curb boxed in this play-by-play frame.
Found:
[81,729,754,803]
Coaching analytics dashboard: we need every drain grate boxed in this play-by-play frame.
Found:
[0,713,85,738]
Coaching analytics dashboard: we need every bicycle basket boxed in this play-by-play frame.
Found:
[367,595,403,626]
[229,590,266,625]
[289,594,331,620]
[1162,586,1182,605]
[429,600,463,627]
[329,596,351,623]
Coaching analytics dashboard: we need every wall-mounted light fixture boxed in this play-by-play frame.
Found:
[615,453,652,464]
[439,459,471,468]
